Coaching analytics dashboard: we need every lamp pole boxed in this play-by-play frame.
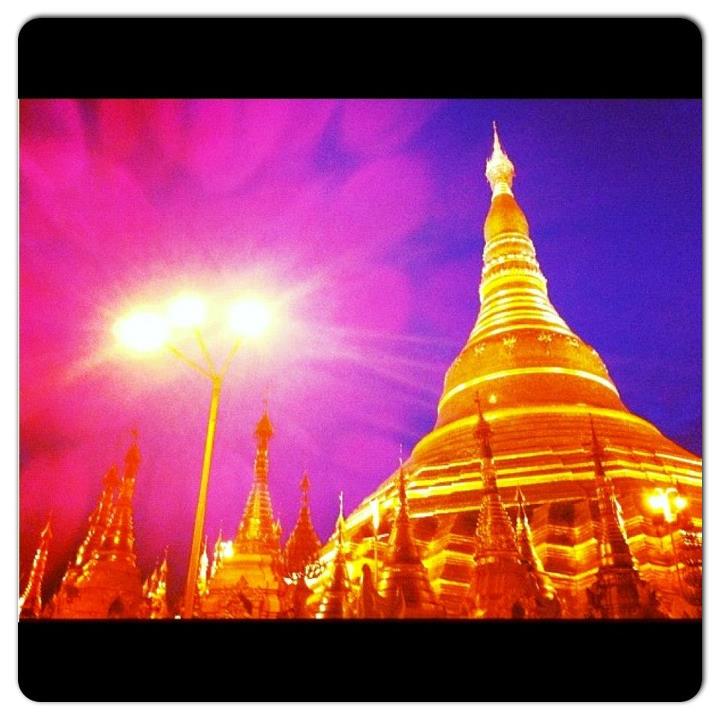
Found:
[178,336,240,619]
[182,374,221,619]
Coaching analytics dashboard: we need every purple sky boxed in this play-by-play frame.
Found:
[20,99,702,601]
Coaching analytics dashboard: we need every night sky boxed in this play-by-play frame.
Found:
[19,99,702,602]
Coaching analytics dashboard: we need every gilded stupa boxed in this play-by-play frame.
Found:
[317,124,702,618]
[198,408,286,618]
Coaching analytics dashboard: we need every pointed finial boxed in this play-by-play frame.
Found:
[335,491,346,548]
[514,483,529,528]
[397,457,408,510]
[124,430,141,479]
[254,404,274,445]
[492,120,501,151]
[485,121,515,198]
[300,470,311,497]
[41,513,53,539]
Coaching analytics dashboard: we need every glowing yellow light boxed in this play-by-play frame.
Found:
[113,311,170,352]
[228,298,272,338]
[646,487,687,523]
[370,498,380,534]
[222,541,235,559]
[647,491,666,512]
[167,294,207,328]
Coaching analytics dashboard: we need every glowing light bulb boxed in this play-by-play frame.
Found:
[114,311,170,352]
[647,491,666,513]
[371,498,380,534]
[168,294,207,328]
[673,495,688,512]
[228,298,272,338]
[222,541,235,559]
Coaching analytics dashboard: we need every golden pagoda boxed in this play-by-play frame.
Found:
[514,487,562,617]
[284,471,322,575]
[198,408,285,618]
[143,548,170,619]
[376,461,444,618]
[49,435,146,618]
[585,419,664,618]
[19,517,52,619]
[465,408,552,618]
[327,124,702,619]
[315,494,355,619]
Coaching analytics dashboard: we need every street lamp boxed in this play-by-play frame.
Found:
[114,293,273,619]
[644,485,698,608]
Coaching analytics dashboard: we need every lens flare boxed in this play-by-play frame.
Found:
[228,298,272,339]
[113,311,170,352]
[167,294,207,328]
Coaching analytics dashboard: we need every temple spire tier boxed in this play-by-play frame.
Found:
[48,436,145,619]
[435,124,623,427]
[19,518,52,619]
[585,419,662,618]
[316,494,354,619]
[236,409,281,552]
[284,471,322,575]
[376,462,443,618]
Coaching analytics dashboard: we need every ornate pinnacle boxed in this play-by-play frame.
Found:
[485,121,516,198]
[337,491,345,541]
[236,408,281,550]
[300,471,310,505]
[589,418,634,570]
[285,472,322,574]
[74,465,119,567]
[397,460,408,514]
[19,516,52,619]
[315,491,353,618]
[254,409,274,449]
[124,429,141,479]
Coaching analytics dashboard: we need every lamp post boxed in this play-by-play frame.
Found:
[114,294,272,619]
[644,484,696,608]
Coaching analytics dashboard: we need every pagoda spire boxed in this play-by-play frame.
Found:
[586,418,647,618]
[589,419,634,571]
[435,125,623,428]
[284,471,322,575]
[99,440,139,558]
[376,458,443,618]
[210,527,224,578]
[514,486,562,616]
[467,408,534,618]
[145,548,170,619]
[51,434,145,618]
[197,536,209,597]
[485,121,516,198]
[316,492,354,619]
[19,517,52,619]
[236,407,281,551]
[73,465,120,569]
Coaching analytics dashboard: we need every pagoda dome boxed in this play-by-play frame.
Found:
[483,192,530,241]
